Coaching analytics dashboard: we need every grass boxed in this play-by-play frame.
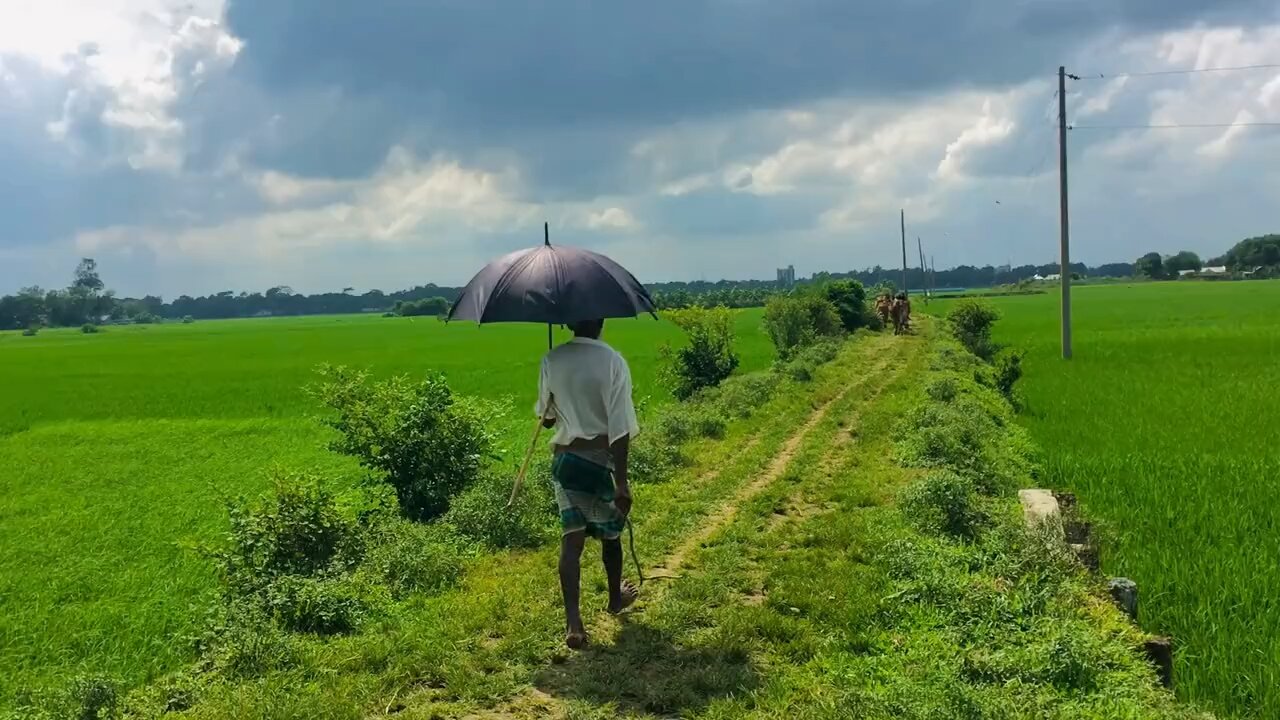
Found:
[0,311,773,707]
[931,280,1280,719]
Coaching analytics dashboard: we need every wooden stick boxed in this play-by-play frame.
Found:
[507,417,545,508]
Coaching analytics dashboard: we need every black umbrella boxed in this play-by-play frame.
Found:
[446,223,657,348]
[447,223,658,525]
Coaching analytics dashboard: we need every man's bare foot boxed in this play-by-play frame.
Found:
[565,628,588,650]
[607,579,639,615]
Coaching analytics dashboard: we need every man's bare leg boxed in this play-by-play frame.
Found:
[559,530,587,647]
[603,537,638,614]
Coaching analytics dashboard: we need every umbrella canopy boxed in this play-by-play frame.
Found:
[447,243,657,326]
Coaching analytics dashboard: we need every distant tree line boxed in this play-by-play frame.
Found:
[1134,235,1280,280]
[6,236,1278,330]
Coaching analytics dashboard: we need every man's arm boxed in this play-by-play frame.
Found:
[610,433,631,517]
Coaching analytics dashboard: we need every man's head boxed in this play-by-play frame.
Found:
[569,318,604,339]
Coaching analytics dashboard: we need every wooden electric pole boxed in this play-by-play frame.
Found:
[900,209,909,297]
[1058,66,1073,359]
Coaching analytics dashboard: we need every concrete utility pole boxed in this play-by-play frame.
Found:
[917,237,927,301]
[1058,66,1073,359]
[900,209,909,297]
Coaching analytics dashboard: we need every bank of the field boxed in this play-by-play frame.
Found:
[0,311,773,710]
[930,281,1280,719]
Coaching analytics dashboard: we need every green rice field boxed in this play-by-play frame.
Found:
[0,311,773,706]
[938,281,1280,719]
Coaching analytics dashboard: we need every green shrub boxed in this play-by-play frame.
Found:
[628,432,685,484]
[895,398,1027,497]
[361,519,469,597]
[783,339,842,381]
[989,348,1023,400]
[199,602,298,678]
[947,300,1000,359]
[311,366,495,521]
[694,372,780,419]
[763,295,842,360]
[132,311,161,324]
[21,326,38,337]
[80,323,100,334]
[822,280,872,332]
[266,575,369,635]
[899,472,989,540]
[442,470,554,550]
[206,471,365,596]
[655,404,727,443]
[181,315,195,324]
[660,306,740,399]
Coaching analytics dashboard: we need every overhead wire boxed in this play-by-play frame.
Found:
[1070,63,1280,81]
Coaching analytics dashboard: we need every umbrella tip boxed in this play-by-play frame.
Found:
[544,221,550,246]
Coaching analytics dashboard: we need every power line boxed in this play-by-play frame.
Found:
[1069,121,1280,130]
[1070,63,1280,81]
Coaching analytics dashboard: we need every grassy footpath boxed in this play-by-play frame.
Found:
[80,320,1206,719]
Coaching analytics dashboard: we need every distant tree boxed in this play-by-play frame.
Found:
[342,287,355,295]
[1165,251,1202,275]
[1220,234,1280,270]
[73,258,105,292]
[1135,252,1165,279]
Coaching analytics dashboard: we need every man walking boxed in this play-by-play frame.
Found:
[535,318,639,649]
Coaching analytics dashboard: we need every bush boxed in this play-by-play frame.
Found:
[181,315,195,324]
[628,432,685,484]
[822,280,872,332]
[783,338,842,382]
[947,300,1000,359]
[311,366,495,521]
[206,471,365,597]
[266,575,369,634]
[132,311,161,324]
[655,404,728,443]
[80,323,100,334]
[660,306,740,399]
[442,470,554,550]
[199,602,298,678]
[762,295,842,360]
[899,471,989,540]
[361,519,469,597]
[21,326,38,337]
[989,348,1023,401]
[693,372,780,419]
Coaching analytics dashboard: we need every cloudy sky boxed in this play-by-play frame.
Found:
[2,1,1278,297]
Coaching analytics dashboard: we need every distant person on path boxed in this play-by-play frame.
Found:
[535,318,640,649]
[875,293,893,326]
[891,292,912,334]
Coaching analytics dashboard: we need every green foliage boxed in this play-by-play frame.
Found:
[1135,251,1165,279]
[1219,233,1280,270]
[988,348,1023,401]
[5,675,121,720]
[1165,250,1202,275]
[311,365,494,520]
[181,315,194,324]
[21,326,38,337]
[692,372,780,420]
[762,294,842,360]
[131,312,160,324]
[821,279,872,332]
[80,323,99,334]
[360,519,468,597]
[393,296,450,316]
[782,338,842,382]
[206,471,365,595]
[441,470,554,550]
[899,471,989,540]
[660,305,740,399]
[654,404,727,443]
[946,299,1000,360]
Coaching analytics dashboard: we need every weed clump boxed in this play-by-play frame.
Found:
[899,471,989,540]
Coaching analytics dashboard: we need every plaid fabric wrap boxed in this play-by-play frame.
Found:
[551,451,624,539]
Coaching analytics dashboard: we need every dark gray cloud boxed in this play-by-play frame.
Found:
[218,0,1275,181]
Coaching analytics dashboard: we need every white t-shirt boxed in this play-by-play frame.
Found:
[535,337,640,446]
